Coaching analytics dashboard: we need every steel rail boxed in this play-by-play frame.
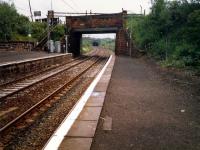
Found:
[0,56,96,101]
[0,56,88,88]
[0,57,78,88]
[0,56,103,133]
[0,50,98,88]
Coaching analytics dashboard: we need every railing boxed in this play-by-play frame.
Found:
[34,25,57,50]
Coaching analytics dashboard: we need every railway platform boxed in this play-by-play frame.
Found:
[1,51,199,149]
[0,51,72,85]
[90,56,199,150]
[0,51,61,65]
[45,55,199,150]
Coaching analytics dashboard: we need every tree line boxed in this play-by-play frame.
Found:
[128,0,200,70]
[0,2,64,42]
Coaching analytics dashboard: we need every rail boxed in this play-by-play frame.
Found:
[0,56,94,100]
[0,56,102,133]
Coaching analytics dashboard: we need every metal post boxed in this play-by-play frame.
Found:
[140,5,142,15]
[65,35,68,53]
[129,16,133,57]
[51,0,53,10]
[47,16,50,52]
[28,22,32,51]
[28,0,33,22]
[129,33,132,57]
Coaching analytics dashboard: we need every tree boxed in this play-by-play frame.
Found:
[30,22,47,41]
[128,0,200,69]
[0,2,18,41]
[51,24,65,41]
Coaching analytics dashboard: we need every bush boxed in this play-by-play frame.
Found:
[128,0,200,70]
[30,22,47,41]
[0,2,18,41]
[51,25,65,41]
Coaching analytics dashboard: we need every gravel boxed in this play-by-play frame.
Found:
[0,49,110,149]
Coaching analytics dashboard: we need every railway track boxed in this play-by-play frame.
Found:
[0,49,110,149]
[0,53,98,101]
[0,56,99,128]
[0,56,79,87]
[0,55,105,133]
[0,49,98,87]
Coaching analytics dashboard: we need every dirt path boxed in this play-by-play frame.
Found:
[91,56,200,150]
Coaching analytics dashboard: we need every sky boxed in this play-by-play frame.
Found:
[2,0,151,18]
[1,0,152,38]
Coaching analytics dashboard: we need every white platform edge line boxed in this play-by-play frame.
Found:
[43,55,113,150]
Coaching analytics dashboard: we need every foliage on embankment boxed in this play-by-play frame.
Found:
[128,0,200,72]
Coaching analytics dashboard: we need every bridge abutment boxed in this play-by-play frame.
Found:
[68,32,82,57]
[116,29,129,55]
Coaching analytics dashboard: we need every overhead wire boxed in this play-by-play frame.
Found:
[68,0,82,11]
[60,0,78,12]
[16,6,46,17]
[14,2,47,17]
[5,0,80,18]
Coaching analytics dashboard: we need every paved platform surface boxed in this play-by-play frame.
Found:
[91,56,200,150]
[0,51,60,64]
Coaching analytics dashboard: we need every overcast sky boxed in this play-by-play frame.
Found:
[1,0,152,38]
[2,0,151,17]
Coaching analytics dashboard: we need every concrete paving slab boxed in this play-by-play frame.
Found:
[97,81,110,85]
[91,92,106,98]
[78,107,102,121]
[59,138,92,150]
[99,78,110,82]
[101,77,111,84]
[103,74,111,77]
[85,97,104,107]
[94,85,108,92]
[67,121,98,137]
[104,68,111,73]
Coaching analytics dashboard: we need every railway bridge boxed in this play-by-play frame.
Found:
[65,10,131,56]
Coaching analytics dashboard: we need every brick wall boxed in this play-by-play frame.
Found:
[0,41,35,52]
[66,14,123,29]
[115,29,129,55]
[66,11,132,56]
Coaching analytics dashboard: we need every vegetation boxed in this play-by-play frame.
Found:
[81,37,92,53]
[0,2,29,41]
[100,38,115,51]
[0,1,65,42]
[30,22,47,41]
[51,25,65,41]
[128,0,200,71]
[81,37,115,53]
